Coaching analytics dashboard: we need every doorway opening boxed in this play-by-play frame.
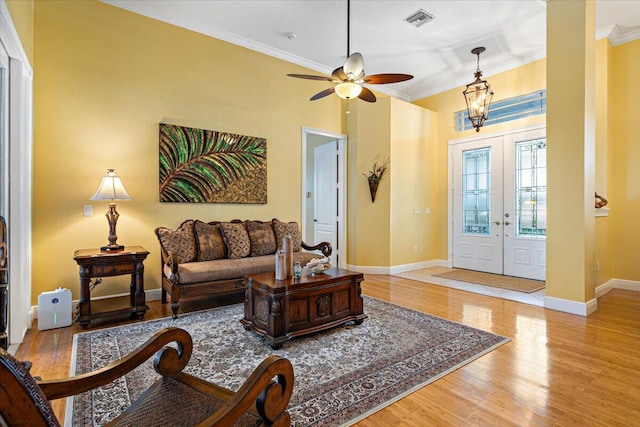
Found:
[301,127,346,267]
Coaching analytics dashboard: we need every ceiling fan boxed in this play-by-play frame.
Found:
[287,0,413,103]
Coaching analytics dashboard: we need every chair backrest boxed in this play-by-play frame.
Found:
[0,348,61,427]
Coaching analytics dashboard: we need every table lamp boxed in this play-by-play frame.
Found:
[90,169,132,252]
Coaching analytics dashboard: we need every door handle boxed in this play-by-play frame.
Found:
[313,219,318,222]
[493,221,501,225]
[504,221,511,225]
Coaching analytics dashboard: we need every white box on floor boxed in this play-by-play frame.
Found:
[38,287,72,330]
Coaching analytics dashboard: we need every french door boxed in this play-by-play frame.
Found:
[452,128,546,281]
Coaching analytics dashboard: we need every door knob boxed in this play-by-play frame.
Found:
[313,219,318,222]
[504,221,511,225]
[493,221,501,225]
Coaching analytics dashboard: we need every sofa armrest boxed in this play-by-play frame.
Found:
[301,241,332,257]
[165,251,179,276]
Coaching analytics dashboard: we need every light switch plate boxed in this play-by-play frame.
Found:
[83,205,92,216]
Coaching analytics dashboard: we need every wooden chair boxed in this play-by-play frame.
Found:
[0,327,294,426]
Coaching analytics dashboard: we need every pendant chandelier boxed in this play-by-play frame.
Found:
[463,47,494,132]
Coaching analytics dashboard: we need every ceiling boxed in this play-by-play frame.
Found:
[103,0,640,102]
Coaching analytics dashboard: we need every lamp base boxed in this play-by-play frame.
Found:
[100,244,125,252]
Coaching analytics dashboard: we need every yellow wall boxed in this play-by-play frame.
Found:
[609,38,640,280]
[546,0,596,302]
[389,98,438,265]
[346,98,437,268]
[346,99,391,266]
[5,0,34,64]
[594,38,612,285]
[19,0,640,307]
[32,1,342,303]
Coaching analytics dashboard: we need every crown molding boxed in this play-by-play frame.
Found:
[607,24,640,46]
[409,48,547,102]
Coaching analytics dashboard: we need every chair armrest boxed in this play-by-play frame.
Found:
[301,241,332,257]
[38,327,192,400]
[198,355,294,426]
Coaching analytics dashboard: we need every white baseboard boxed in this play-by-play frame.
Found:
[546,278,640,316]
[544,296,598,316]
[345,259,450,276]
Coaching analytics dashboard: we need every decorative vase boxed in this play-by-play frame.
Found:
[283,234,293,278]
[368,179,379,202]
[275,250,286,280]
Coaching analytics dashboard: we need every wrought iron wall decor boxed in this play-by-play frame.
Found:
[159,123,267,203]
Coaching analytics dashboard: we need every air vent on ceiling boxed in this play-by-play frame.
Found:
[405,9,435,28]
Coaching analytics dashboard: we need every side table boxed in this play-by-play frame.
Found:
[73,246,149,328]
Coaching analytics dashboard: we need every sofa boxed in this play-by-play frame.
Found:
[155,218,332,318]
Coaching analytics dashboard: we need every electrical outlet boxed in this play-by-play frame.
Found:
[425,207,431,214]
[596,261,600,272]
[413,245,418,253]
[83,205,93,216]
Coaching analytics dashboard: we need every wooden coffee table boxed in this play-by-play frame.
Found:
[241,268,367,349]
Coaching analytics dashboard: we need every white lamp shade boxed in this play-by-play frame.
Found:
[90,169,132,201]
[335,82,363,100]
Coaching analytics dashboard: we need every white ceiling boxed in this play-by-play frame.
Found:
[104,0,640,102]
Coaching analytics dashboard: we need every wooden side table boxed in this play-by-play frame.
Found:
[73,246,149,328]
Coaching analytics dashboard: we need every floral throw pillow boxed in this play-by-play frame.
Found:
[194,220,227,261]
[219,222,251,259]
[246,221,277,257]
[272,219,302,252]
[155,220,197,264]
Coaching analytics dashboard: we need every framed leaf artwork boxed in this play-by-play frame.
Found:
[159,123,267,203]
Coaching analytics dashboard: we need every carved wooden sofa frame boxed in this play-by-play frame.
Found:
[158,219,332,319]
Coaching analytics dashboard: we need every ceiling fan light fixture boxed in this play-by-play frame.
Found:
[335,82,362,99]
[463,47,494,132]
[286,0,412,103]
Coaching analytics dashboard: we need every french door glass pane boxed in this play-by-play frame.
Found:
[515,139,546,237]
[462,148,491,235]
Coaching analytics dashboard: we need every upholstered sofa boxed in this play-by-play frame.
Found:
[155,218,332,318]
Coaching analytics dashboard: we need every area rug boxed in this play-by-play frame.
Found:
[431,268,545,292]
[67,296,509,427]
[398,267,545,293]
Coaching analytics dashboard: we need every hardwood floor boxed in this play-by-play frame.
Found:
[14,275,640,426]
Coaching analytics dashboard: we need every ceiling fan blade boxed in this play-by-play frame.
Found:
[363,73,414,84]
[358,86,376,103]
[287,73,333,82]
[344,52,365,78]
[310,87,336,101]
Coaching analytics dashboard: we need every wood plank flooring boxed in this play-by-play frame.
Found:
[14,275,640,426]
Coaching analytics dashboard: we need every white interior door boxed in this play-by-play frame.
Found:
[313,141,337,260]
[452,128,546,280]
[453,137,504,274]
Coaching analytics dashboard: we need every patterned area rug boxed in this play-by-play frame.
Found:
[68,297,508,427]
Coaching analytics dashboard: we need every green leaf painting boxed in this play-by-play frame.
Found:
[159,123,267,203]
